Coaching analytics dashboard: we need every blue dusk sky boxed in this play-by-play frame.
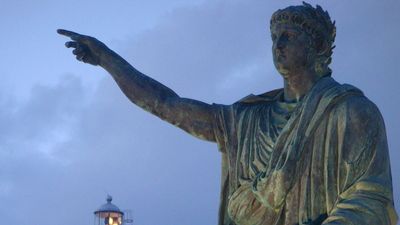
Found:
[0,1,399,225]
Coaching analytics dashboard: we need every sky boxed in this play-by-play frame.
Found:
[0,0,399,225]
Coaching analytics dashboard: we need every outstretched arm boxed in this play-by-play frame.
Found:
[57,29,217,142]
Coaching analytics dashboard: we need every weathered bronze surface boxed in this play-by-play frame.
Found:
[58,2,398,225]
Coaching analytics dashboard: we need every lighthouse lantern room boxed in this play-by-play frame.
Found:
[94,195,124,225]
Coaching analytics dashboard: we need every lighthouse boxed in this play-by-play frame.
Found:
[94,195,128,225]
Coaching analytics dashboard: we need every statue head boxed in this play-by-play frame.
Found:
[270,2,336,77]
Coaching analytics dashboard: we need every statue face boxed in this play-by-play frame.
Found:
[271,24,315,77]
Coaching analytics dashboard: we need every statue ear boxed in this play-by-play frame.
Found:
[314,60,325,75]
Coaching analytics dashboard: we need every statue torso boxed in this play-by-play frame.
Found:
[236,96,297,185]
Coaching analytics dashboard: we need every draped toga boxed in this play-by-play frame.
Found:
[212,77,398,225]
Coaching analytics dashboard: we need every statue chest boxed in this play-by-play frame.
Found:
[235,101,296,184]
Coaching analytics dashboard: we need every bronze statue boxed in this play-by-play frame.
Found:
[58,2,397,225]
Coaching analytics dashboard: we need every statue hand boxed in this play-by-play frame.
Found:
[57,29,107,66]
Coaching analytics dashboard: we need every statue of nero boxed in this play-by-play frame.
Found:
[58,2,398,225]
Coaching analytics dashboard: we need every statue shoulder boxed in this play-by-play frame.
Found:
[333,88,386,162]
[334,89,383,124]
[236,88,283,104]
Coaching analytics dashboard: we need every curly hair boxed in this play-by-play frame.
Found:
[270,2,336,77]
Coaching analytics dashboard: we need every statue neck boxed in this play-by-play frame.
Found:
[283,70,320,102]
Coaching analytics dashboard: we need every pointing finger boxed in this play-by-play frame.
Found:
[57,29,83,41]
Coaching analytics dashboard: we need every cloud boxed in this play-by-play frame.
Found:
[0,74,87,223]
[0,74,85,161]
